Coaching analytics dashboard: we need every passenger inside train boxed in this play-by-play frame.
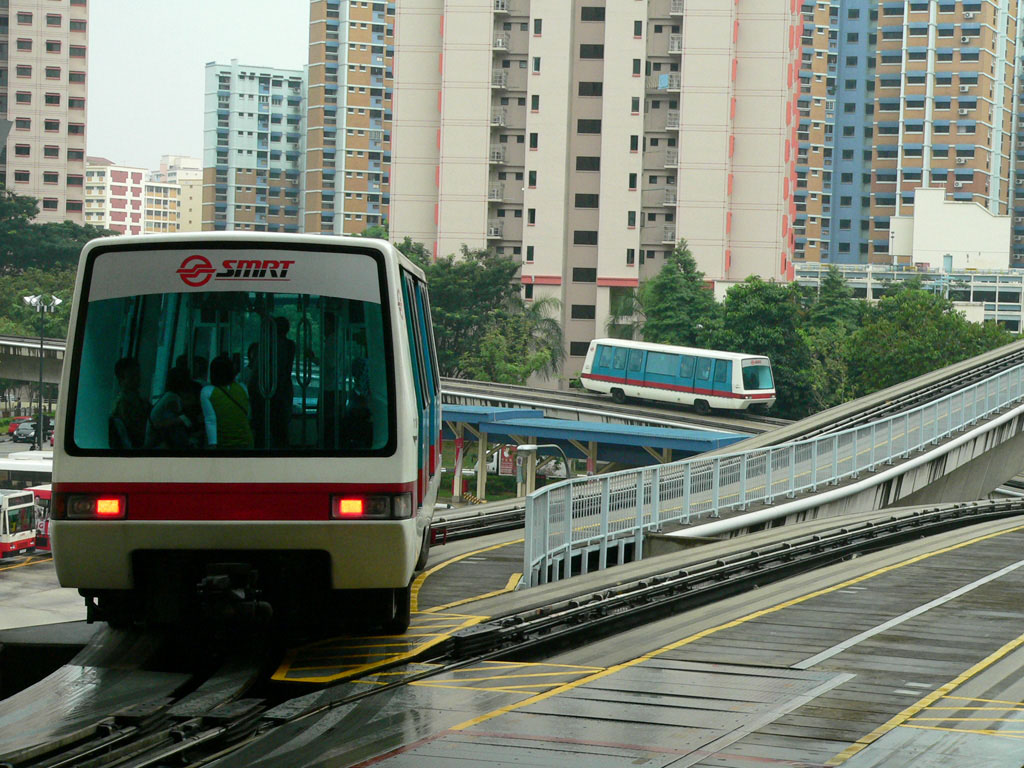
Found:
[72,290,391,454]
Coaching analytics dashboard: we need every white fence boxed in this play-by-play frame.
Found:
[523,362,1024,586]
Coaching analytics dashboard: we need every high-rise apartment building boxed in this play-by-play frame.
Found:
[201,60,306,232]
[305,0,393,235]
[151,154,201,184]
[796,1,1023,268]
[0,0,88,223]
[85,157,181,235]
[391,0,800,367]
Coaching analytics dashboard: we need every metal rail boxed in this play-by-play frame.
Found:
[523,355,1024,587]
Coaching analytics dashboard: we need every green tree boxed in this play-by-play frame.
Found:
[605,239,719,346]
[805,265,864,332]
[712,277,814,419]
[0,188,115,273]
[357,220,389,240]
[800,324,855,412]
[460,297,563,384]
[395,236,431,269]
[846,284,1014,396]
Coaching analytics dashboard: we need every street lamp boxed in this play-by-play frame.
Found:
[22,294,62,450]
[517,443,573,495]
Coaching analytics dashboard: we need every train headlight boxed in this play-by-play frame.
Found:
[330,493,413,520]
[66,494,126,520]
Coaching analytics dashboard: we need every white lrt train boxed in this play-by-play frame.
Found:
[51,233,441,632]
[580,338,776,413]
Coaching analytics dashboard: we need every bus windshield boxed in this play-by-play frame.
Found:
[68,245,394,455]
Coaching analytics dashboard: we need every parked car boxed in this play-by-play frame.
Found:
[6,417,32,436]
[12,422,37,443]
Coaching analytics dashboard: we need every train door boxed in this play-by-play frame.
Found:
[712,359,733,399]
[400,271,430,510]
[679,355,696,394]
[412,279,441,483]
[693,356,714,394]
[625,348,646,389]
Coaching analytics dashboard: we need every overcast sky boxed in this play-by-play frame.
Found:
[87,0,309,169]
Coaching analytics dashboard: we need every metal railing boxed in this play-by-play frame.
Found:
[523,360,1024,587]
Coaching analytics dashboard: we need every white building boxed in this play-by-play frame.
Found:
[85,157,181,235]
[890,188,1012,272]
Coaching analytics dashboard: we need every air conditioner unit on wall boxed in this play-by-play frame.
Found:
[959,85,970,92]
[964,11,976,18]
[961,36,970,43]
[954,181,964,188]
[958,108,969,115]
[956,157,968,164]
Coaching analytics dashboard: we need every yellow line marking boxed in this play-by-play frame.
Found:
[451,522,1024,733]
[427,671,597,683]
[924,707,1024,711]
[0,555,51,571]
[827,629,1024,764]
[941,695,1024,706]
[411,538,522,612]
[910,717,1024,722]
[903,724,1024,739]
[409,683,547,695]
[424,573,522,613]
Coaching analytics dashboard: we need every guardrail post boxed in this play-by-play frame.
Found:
[564,482,574,579]
[765,449,774,504]
[811,439,818,491]
[739,455,748,508]
[903,413,910,458]
[540,494,551,584]
[599,477,610,571]
[831,436,839,485]
[683,463,691,524]
[711,457,721,517]
[852,430,859,478]
[887,419,894,463]
[523,494,535,586]
[788,443,796,497]
[634,470,646,563]
[869,421,876,470]
[651,465,661,531]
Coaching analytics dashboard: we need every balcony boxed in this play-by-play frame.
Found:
[666,110,681,129]
[670,0,684,14]
[665,149,678,167]
[669,34,683,54]
[491,109,507,127]
[663,227,676,243]
[663,190,677,206]
[492,71,508,89]
[494,0,509,11]
[488,184,505,201]
[487,221,504,238]
[489,146,507,163]
[494,35,509,51]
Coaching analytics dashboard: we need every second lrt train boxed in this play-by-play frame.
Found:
[50,233,441,632]
[580,338,776,413]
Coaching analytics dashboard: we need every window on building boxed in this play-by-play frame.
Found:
[43,145,59,158]
[69,70,86,83]
[576,156,600,171]
[579,44,604,58]
[15,118,30,130]
[523,284,534,300]
[14,144,30,157]
[43,171,59,184]
[628,172,637,189]
[70,19,86,32]
[533,18,542,34]
[45,93,60,106]
[42,199,59,211]
[577,119,601,134]
[531,94,539,110]
[529,132,538,149]
[15,91,31,104]
[69,97,85,109]
[573,230,598,245]
[46,13,61,26]
[66,200,83,212]
[581,6,605,21]
[16,11,31,24]
[14,171,30,183]
[45,119,60,131]
[67,174,83,186]
[68,122,85,135]
[70,44,86,57]
[631,96,640,113]
[630,135,639,151]
[626,249,635,266]
[532,56,541,72]
[634,20,642,36]
[68,148,84,160]
[45,39,61,53]
[45,66,60,79]
[528,170,537,187]
[16,38,32,51]
[578,81,603,96]
[573,268,597,282]
[15,64,31,77]
[632,58,641,75]
[575,193,599,207]
[627,211,636,227]
[571,304,596,320]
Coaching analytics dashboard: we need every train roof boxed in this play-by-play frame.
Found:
[589,338,771,363]
[79,232,426,282]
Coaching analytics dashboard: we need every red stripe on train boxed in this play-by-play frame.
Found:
[581,372,774,399]
[53,481,417,521]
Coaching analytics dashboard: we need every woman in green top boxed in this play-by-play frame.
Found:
[200,355,254,449]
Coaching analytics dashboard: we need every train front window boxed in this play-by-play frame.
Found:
[741,360,774,390]
[69,246,393,455]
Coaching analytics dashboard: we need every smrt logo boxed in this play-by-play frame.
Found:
[177,255,217,287]
[177,255,296,287]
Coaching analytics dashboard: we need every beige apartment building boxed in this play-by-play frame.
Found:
[391,0,800,367]
[85,157,181,235]
[0,0,88,223]
[305,0,392,235]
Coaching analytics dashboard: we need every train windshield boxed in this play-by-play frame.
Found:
[68,245,394,455]
[741,359,774,390]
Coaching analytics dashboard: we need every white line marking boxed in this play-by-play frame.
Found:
[795,558,1024,670]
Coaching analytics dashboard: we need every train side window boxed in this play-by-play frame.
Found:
[598,346,614,368]
[627,349,644,372]
[645,351,677,376]
[713,360,730,385]
[695,358,712,380]
[679,355,695,379]
[612,348,627,369]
